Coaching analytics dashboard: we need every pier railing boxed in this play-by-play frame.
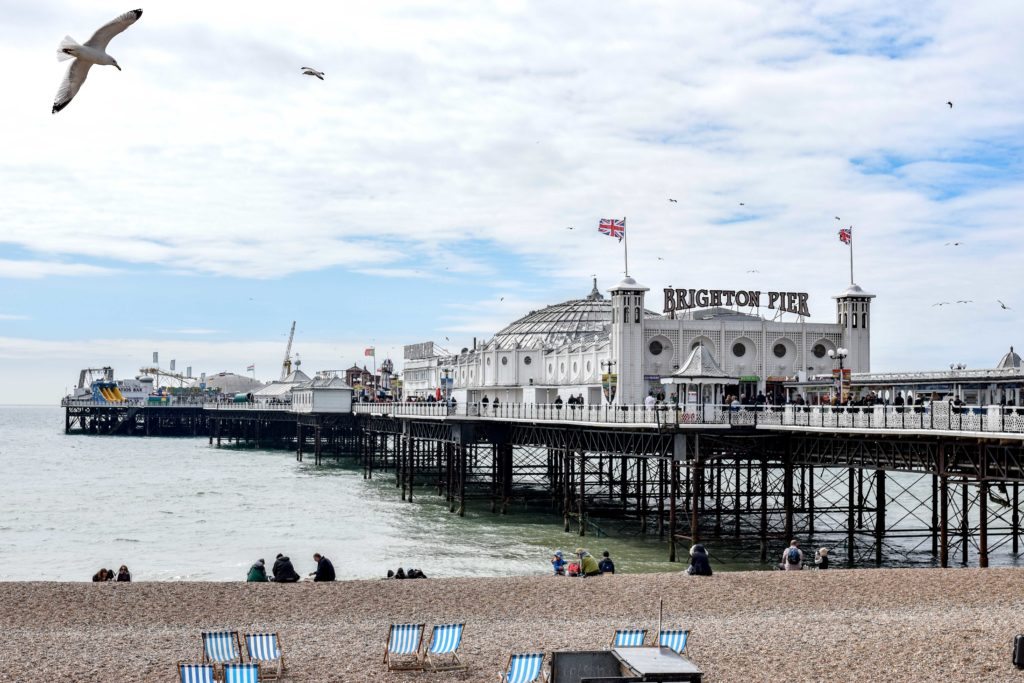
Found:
[352,402,704,426]
[203,402,295,412]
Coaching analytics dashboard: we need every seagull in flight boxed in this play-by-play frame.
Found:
[657,257,664,261]
[500,297,504,302]
[947,101,953,108]
[738,202,745,206]
[565,226,574,230]
[301,67,325,80]
[945,241,963,246]
[956,300,972,304]
[746,269,760,274]
[834,216,841,221]
[52,8,143,114]
[998,299,1011,310]
[668,198,678,203]
[932,302,951,307]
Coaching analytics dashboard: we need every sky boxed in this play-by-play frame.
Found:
[1,1,1022,403]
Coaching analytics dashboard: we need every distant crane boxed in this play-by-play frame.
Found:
[281,321,296,380]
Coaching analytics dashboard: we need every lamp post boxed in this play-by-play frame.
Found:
[600,360,617,405]
[440,367,452,405]
[827,347,848,404]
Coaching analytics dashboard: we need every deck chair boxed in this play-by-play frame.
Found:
[244,633,285,680]
[202,631,242,666]
[425,623,467,671]
[500,652,545,683]
[177,663,215,683]
[658,629,690,655]
[223,663,260,683]
[610,628,647,648]
[383,623,425,671]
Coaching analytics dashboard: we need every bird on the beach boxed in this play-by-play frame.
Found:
[998,299,1011,310]
[668,198,678,203]
[301,67,325,80]
[947,101,953,108]
[932,302,950,307]
[945,241,963,246]
[52,8,143,114]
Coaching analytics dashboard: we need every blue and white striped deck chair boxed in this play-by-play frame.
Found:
[244,633,284,679]
[658,629,690,655]
[499,652,545,683]
[201,630,242,667]
[177,663,214,683]
[610,628,647,648]
[223,663,260,683]
[383,623,425,671]
[425,623,467,671]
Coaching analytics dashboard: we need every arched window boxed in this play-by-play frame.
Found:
[634,306,641,323]
[852,314,858,328]
[623,304,629,322]
[862,313,867,328]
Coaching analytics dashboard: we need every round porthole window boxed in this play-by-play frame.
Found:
[773,343,787,358]
[560,362,565,373]
[586,361,592,373]
[733,342,746,357]
[813,343,827,358]
[486,357,491,366]
[501,357,508,366]
[649,340,663,355]
[524,356,532,366]
[572,361,578,373]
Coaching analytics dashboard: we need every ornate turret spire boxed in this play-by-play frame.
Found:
[586,276,604,301]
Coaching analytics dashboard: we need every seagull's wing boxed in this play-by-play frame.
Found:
[84,9,142,50]
[52,58,93,113]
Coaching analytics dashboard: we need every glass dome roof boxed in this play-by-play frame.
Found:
[488,279,658,349]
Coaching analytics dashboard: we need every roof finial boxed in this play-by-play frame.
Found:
[586,276,604,301]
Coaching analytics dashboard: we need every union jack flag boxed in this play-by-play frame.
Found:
[598,217,625,242]
[838,227,852,244]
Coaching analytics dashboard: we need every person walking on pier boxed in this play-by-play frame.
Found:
[782,539,804,570]
[481,395,489,415]
[271,553,300,582]
[311,553,336,582]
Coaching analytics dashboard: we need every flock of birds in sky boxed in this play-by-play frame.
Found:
[51,10,1011,315]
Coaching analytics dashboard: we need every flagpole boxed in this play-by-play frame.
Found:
[623,216,629,277]
[849,227,854,285]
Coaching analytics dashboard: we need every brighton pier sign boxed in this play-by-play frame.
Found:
[664,288,810,317]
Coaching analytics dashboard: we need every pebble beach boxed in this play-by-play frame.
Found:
[2,568,1022,682]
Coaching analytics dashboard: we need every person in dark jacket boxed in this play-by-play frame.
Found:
[116,565,132,582]
[311,553,336,582]
[598,550,615,574]
[271,553,300,583]
[686,544,712,576]
[246,559,268,582]
[92,568,108,582]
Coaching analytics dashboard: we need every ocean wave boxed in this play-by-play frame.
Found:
[114,538,141,543]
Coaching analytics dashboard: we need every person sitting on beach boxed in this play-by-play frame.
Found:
[271,553,300,583]
[781,539,804,570]
[246,559,268,582]
[407,568,427,579]
[598,550,615,574]
[551,550,566,576]
[566,562,580,577]
[395,567,407,579]
[105,568,115,581]
[311,553,336,582]
[92,568,108,582]
[686,544,712,576]
[116,565,132,582]
[815,547,830,570]
[576,548,601,577]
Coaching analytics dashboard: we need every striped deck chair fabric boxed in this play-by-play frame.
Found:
[501,652,544,683]
[177,663,214,683]
[223,663,260,683]
[244,633,284,679]
[612,628,647,648]
[384,623,425,671]
[202,631,242,664]
[658,629,690,654]
[425,623,466,671]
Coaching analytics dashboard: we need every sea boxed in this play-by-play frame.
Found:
[0,405,694,581]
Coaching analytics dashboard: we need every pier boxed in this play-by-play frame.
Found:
[62,398,1024,568]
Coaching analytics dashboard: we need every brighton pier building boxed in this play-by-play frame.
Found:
[403,276,874,406]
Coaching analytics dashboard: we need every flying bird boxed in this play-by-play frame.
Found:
[738,202,745,206]
[956,300,972,304]
[668,198,678,203]
[657,257,664,261]
[835,217,841,221]
[500,297,504,302]
[52,8,143,114]
[932,302,950,307]
[746,269,760,273]
[945,241,963,246]
[998,299,1011,310]
[565,226,574,230]
[947,101,953,108]
[301,67,325,80]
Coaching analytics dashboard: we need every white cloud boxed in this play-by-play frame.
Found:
[0,259,116,278]
[0,313,30,320]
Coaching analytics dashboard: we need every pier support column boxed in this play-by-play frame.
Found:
[501,444,513,515]
[847,467,855,566]
[759,457,768,563]
[979,480,989,568]
[939,443,949,568]
[408,437,415,503]
[458,444,467,517]
[961,480,969,566]
[295,423,302,462]
[1013,482,1019,555]
[669,460,678,563]
[931,474,939,557]
[690,454,703,546]
[808,466,815,538]
[875,469,885,567]
[578,450,586,537]
[783,447,794,545]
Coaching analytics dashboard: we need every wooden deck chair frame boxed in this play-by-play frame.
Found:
[500,651,547,683]
[657,628,690,655]
[223,662,261,683]
[177,662,215,683]
[383,623,425,671]
[201,630,243,679]
[244,632,285,680]
[609,628,647,648]
[424,623,468,672]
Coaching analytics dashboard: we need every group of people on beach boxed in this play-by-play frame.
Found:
[550,548,615,576]
[779,539,830,570]
[385,567,428,579]
[246,553,336,582]
[92,565,131,582]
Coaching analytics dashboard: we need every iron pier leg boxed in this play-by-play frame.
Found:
[875,470,885,567]
[735,459,742,538]
[979,480,988,568]
[669,460,678,562]
[690,455,702,546]
[931,474,939,557]
[1013,482,1020,555]
[848,467,855,566]
[961,480,969,566]
[808,465,815,539]
[783,451,794,545]
[760,458,768,563]
[939,443,949,568]
[714,461,722,537]
[458,444,467,517]
[579,450,586,537]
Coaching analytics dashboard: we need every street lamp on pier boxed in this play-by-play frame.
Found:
[440,367,453,405]
[827,347,848,403]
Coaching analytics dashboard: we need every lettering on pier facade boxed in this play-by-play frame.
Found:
[663,288,810,317]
